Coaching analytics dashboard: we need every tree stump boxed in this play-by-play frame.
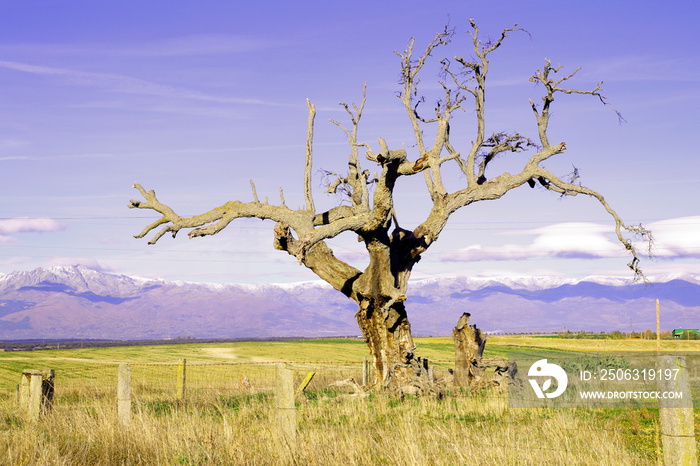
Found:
[453,313,486,388]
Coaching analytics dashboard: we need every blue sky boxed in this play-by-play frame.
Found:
[0,0,698,284]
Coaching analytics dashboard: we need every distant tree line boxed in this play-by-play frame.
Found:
[556,330,676,340]
[0,336,358,352]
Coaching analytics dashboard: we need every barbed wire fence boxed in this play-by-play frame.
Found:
[7,355,699,464]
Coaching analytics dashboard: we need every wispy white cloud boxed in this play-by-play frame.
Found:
[443,222,624,262]
[579,55,700,84]
[0,218,66,242]
[122,34,283,57]
[0,59,284,106]
[0,34,283,58]
[0,155,34,161]
[442,217,700,262]
[0,142,318,164]
[0,256,31,266]
[0,152,112,162]
[642,216,700,259]
[0,139,30,149]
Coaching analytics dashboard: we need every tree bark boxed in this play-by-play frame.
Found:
[355,298,416,387]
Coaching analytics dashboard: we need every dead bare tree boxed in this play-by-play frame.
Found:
[130,20,651,390]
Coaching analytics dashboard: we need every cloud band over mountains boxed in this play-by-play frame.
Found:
[0,218,65,243]
[443,217,700,262]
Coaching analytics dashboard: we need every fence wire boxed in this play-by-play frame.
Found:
[11,361,371,406]
[3,356,698,465]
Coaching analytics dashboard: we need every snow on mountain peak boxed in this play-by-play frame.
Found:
[0,264,154,296]
[1,265,698,295]
[0,265,697,339]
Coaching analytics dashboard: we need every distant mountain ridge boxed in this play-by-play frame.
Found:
[0,266,698,340]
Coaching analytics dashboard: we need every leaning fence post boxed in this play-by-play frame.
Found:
[295,372,315,397]
[275,363,296,452]
[117,363,131,427]
[176,359,187,400]
[657,355,697,465]
[362,357,369,387]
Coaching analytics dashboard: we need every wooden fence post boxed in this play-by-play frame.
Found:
[176,359,187,400]
[657,355,697,465]
[275,363,296,452]
[117,363,131,427]
[19,369,54,421]
[18,373,30,407]
[28,371,43,421]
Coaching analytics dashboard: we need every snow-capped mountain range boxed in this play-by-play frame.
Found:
[0,265,698,340]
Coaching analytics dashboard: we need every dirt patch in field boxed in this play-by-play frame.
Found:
[200,347,276,363]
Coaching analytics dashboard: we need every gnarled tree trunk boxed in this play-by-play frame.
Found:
[349,233,426,389]
[355,299,416,387]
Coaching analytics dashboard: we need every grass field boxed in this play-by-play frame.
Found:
[0,337,698,464]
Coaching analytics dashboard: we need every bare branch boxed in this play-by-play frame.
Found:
[533,168,653,280]
[312,205,355,226]
[279,187,286,207]
[530,59,625,147]
[305,99,316,212]
[329,85,372,209]
[130,181,367,293]
[395,27,454,155]
[130,182,305,245]
[438,21,529,188]
[468,19,526,56]
[476,132,535,184]
[249,179,259,203]
[440,58,477,98]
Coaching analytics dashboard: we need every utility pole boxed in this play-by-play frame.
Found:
[656,299,660,354]
[629,317,632,338]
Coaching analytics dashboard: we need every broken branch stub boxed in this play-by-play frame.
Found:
[453,313,486,388]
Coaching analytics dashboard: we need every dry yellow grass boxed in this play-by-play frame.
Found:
[0,389,656,465]
[487,336,700,353]
[1,338,696,464]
